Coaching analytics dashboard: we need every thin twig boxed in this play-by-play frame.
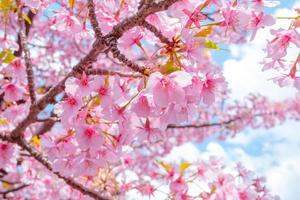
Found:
[0,184,29,198]
[87,0,103,38]
[17,5,36,104]
[140,20,172,44]
[86,68,143,78]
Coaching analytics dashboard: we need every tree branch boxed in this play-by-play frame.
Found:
[17,6,36,104]
[167,113,274,129]
[140,20,171,44]
[86,68,142,78]
[0,184,29,198]
[87,0,103,38]
[14,10,35,57]
[108,39,148,75]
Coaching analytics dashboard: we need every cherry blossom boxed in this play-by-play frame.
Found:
[1,83,24,102]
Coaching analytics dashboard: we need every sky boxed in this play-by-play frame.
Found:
[167,1,300,199]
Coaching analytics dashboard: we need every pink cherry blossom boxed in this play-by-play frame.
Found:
[4,58,26,81]
[24,0,40,9]
[0,37,19,50]
[131,95,152,118]
[183,5,207,29]
[119,28,144,49]
[75,126,103,152]
[0,143,15,168]
[1,83,24,102]
[200,72,226,105]
[51,10,82,33]
[249,12,275,41]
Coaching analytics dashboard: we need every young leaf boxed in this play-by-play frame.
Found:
[68,0,75,8]
[194,26,213,37]
[0,49,16,64]
[204,40,221,50]
[157,160,172,172]
[22,13,32,25]
[180,162,191,174]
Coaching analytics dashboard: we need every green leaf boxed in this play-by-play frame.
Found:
[157,160,172,172]
[22,13,32,25]
[0,0,14,14]
[68,0,75,8]
[159,58,180,75]
[0,49,16,64]
[204,40,221,50]
[194,26,213,37]
[180,162,191,174]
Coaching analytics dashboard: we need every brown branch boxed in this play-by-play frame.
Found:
[167,117,241,129]
[34,119,56,137]
[0,184,29,198]
[140,20,171,44]
[14,10,35,57]
[87,0,103,38]
[167,113,273,129]
[86,68,143,78]
[17,6,36,104]
[104,0,181,39]
[108,40,148,75]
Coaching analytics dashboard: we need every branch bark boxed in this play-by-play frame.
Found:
[17,6,36,104]
[87,0,103,38]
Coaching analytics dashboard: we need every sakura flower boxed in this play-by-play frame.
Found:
[184,76,203,103]
[0,143,15,168]
[1,83,24,102]
[91,76,114,107]
[249,12,275,41]
[148,72,186,108]
[73,153,100,176]
[200,73,226,105]
[131,95,152,118]
[61,95,82,117]
[4,58,26,81]
[271,73,300,90]
[52,156,77,177]
[51,10,82,33]
[24,0,40,9]
[294,77,300,91]
[65,72,93,98]
[137,183,156,197]
[266,29,300,60]
[220,7,250,35]
[60,95,83,128]
[75,126,103,153]
[0,37,19,50]
[170,177,188,195]
[183,5,207,29]
[119,28,144,49]
[3,103,30,124]
[96,146,119,165]
[136,118,163,143]
[182,32,203,63]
